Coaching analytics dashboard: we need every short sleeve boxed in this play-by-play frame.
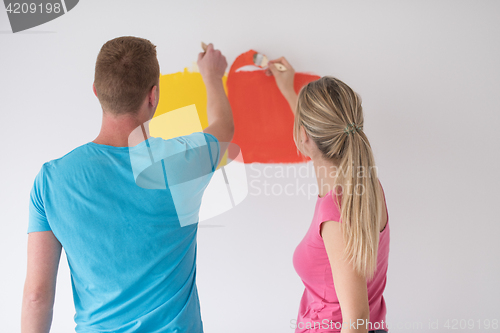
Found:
[202,132,221,171]
[28,165,51,233]
[316,192,341,240]
[160,132,221,227]
[165,132,220,185]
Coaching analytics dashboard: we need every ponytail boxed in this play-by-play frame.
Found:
[336,124,381,280]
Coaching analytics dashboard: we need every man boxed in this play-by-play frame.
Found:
[21,36,233,332]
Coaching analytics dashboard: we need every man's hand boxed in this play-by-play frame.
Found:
[198,43,227,84]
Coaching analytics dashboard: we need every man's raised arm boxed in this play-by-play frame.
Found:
[198,43,234,164]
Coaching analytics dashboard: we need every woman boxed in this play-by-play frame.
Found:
[266,58,390,333]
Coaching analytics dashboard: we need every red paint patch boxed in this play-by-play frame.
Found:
[227,50,320,164]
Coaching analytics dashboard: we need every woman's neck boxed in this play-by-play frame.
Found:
[312,155,340,198]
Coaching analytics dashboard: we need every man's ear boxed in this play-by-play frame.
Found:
[92,83,98,97]
[149,85,158,107]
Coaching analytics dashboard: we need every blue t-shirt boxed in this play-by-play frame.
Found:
[28,132,220,333]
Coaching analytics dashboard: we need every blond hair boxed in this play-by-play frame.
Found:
[294,76,383,280]
[94,36,160,115]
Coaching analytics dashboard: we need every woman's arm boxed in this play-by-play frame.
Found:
[266,57,298,115]
[321,220,370,333]
[21,231,62,333]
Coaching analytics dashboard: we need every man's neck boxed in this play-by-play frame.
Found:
[93,110,150,147]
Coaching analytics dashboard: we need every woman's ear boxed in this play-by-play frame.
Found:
[299,125,312,157]
[300,125,311,144]
[300,125,308,144]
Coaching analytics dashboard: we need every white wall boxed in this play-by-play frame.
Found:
[1,0,499,332]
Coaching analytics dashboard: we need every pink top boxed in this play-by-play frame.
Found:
[292,184,390,333]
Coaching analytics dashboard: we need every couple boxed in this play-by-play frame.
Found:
[22,36,389,333]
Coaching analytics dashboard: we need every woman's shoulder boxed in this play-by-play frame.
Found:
[316,189,342,224]
[317,181,388,233]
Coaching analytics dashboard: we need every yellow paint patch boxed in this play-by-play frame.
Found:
[155,68,228,128]
[150,104,202,140]
[153,68,229,168]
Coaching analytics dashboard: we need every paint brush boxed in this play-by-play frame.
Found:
[253,52,287,71]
